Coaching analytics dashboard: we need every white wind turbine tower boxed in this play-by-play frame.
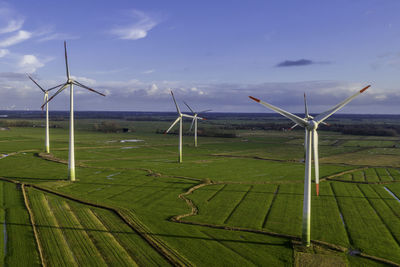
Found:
[165,91,195,163]
[183,101,210,147]
[28,75,64,153]
[42,41,106,181]
[249,85,370,247]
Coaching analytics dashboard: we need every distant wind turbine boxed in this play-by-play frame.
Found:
[165,91,195,163]
[183,101,209,147]
[249,85,370,247]
[27,75,64,153]
[42,41,106,181]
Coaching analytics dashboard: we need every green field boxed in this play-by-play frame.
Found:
[0,117,400,266]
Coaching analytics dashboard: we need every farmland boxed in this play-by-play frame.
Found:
[0,112,400,266]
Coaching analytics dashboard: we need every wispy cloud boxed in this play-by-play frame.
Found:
[142,69,155,74]
[17,55,45,73]
[0,6,24,34]
[0,30,31,48]
[110,10,158,40]
[0,48,9,57]
[276,59,330,67]
[0,18,24,34]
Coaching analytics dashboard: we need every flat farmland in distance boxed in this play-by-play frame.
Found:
[0,113,400,266]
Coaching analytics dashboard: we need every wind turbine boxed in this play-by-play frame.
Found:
[183,101,209,147]
[27,75,64,153]
[164,91,194,163]
[249,85,370,247]
[41,41,106,181]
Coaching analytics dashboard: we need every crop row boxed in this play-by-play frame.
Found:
[336,168,400,182]
[187,182,400,263]
[25,187,167,266]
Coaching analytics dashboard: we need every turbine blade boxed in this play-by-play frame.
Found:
[165,117,180,134]
[312,130,319,196]
[249,96,307,127]
[73,81,106,96]
[189,118,195,132]
[181,113,195,119]
[199,109,212,114]
[41,83,68,109]
[304,93,309,117]
[47,83,66,92]
[314,85,370,123]
[170,90,181,115]
[27,74,45,92]
[64,41,70,79]
[183,101,195,114]
[289,124,298,131]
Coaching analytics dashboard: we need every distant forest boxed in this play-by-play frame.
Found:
[1,111,400,136]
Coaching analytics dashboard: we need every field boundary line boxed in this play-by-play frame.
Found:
[200,230,258,266]
[223,185,253,224]
[21,184,46,267]
[207,184,227,202]
[26,183,189,267]
[0,176,187,267]
[329,183,353,247]
[374,168,382,182]
[371,186,400,219]
[356,185,400,248]
[261,185,280,228]
[385,169,395,181]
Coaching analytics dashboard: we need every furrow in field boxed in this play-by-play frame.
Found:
[261,185,280,228]
[200,230,258,266]
[43,194,79,265]
[329,183,354,246]
[91,209,170,266]
[67,204,138,267]
[207,184,227,202]
[385,169,395,181]
[27,189,77,266]
[376,187,400,218]
[311,183,349,247]
[264,184,302,236]
[332,183,400,263]
[357,185,400,247]
[105,179,155,200]
[54,200,108,266]
[223,186,253,224]
[21,184,45,267]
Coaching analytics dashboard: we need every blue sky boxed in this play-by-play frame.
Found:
[0,0,399,113]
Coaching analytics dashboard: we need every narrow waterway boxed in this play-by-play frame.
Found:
[384,186,400,204]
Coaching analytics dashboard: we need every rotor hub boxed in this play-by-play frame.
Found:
[307,120,318,130]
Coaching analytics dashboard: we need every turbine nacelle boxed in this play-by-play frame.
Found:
[306,120,318,130]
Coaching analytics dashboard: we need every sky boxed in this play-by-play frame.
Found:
[0,0,400,114]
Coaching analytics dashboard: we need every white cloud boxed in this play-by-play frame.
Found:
[37,32,79,42]
[0,30,31,48]
[0,18,24,34]
[142,69,155,74]
[110,10,158,40]
[0,49,9,57]
[17,55,44,73]
[0,6,24,34]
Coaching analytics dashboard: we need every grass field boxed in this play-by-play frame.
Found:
[0,117,400,266]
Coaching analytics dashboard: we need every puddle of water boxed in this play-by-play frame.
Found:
[120,139,144,143]
[0,154,9,159]
[121,146,137,150]
[339,212,346,227]
[384,186,400,204]
[106,172,121,180]
[349,249,361,256]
